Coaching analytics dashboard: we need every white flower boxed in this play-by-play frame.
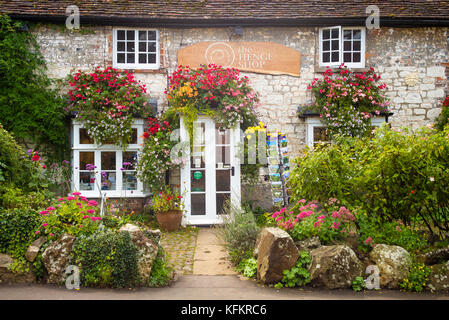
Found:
[430,177,435,182]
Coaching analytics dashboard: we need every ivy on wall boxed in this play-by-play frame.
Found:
[0,14,69,161]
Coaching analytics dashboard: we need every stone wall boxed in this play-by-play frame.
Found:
[33,24,449,209]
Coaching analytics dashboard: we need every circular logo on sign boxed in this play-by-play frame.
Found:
[193,171,203,180]
[205,42,235,68]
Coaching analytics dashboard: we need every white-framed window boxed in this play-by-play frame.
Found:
[113,28,160,70]
[305,117,386,147]
[71,119,149,198]
[319,26,366,68]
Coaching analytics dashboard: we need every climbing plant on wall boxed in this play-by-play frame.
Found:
[0,14,68,161]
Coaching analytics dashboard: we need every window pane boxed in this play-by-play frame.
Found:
[127,53,135,64]
[101,172,116,191]
[322,29,330,40]
[322,40,330,51]
[139,30,147,40]
[131,128,138,144]
[191,146,205,169]
[126,30,135,40]
[215,125,230,145]
[123,172,137,190]
[331,51,339,62]
[353,52,361,63]
[79,128,94,144]
[148,54,156,64]
[117,41,125,52]
[344,52,352,62]
[148,31,157,41]
[139,42,146,52]
[127,42,135,52]
[216,193,230,215]
[191,170,205,192]
[80,172,95,191]
[191,194,205,215]
[313,127,329,143]
[123,151,138,169]
[353,41,361,51]
[216,146,230,166]
[331,40,339,50]
[216,170,230,192]
[331,28,339,38]
[117,53,125,63]
[343,41,351,51]
[343,30,352,40]
[117,30,125,40]
[353,30,361,40]
[148,42,156,52]
[80,152,94,170]
[101,152,116,170]
[323,52,330,63]
[139,54,147,64]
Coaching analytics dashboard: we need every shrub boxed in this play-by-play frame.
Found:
[290,124,449,238]
[0,208,41,258]
[216,201,260,265]
[267,200,357,244]
[400,262,432,292]
[71,230,139,288]
[276,250,312,288]
[236,257,257,278]
[352,276,367,292]
[148,247,173,287]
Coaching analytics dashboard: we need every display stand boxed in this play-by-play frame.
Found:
[266,132,290,207]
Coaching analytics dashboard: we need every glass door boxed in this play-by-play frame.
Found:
[180,116,240,225]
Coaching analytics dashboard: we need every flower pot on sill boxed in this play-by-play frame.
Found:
[155,210,183,232]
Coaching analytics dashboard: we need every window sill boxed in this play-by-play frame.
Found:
[78,191,151,198]
[112,67,166,74]
[314,66,370,73]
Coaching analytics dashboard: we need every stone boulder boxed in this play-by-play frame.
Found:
[0,253,35,284]
[418,247,449,266]
[119,223,159,285]
[256,227,299,284]
[295,236,321,252]
[308,245,363,289]
[42,233,76,284]
[25,237,47,263]
[428,262,449,292]
[369,244,412,289]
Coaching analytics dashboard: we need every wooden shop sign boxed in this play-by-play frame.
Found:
[178,41,300,76]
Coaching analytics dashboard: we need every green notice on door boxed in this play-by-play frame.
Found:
[193,171,203,180]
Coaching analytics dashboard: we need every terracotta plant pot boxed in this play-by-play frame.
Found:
[155,210,183,232]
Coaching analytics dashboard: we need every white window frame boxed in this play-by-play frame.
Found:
[305,116,385,147]
[319,26,366,68]
[71,119,149,198]
[112,28,160,70]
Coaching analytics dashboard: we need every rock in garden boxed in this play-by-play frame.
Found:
[418,246,449,265]
[369,244,412,289]
[25,237,47,263]
[428,261,449,292]
[256,227,299,284]
[119,223,159,284]
[0,253,35,284]
[295,236,321,252]
[42,233,76,284]
[309,245,363,289]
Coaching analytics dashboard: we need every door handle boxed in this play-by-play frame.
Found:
[231,166,235,176]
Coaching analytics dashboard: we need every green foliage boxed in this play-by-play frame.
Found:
[237,257,257,278]
[400,262,432,292]
[0,208,41,258]
[289,124,449,238]
[148,247,173,287]
[216,201,260,265]
[0,15,68,161]
[434,96,449,131]
[71,230,139,288]
[352,276,367,292]
[277,251,312,288]
[356,212,427,253]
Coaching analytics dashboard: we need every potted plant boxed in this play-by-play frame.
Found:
[151,186,184,232]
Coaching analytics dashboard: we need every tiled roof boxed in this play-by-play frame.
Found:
[1,0,449,23]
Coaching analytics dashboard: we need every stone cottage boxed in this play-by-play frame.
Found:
[1,0,448,223]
